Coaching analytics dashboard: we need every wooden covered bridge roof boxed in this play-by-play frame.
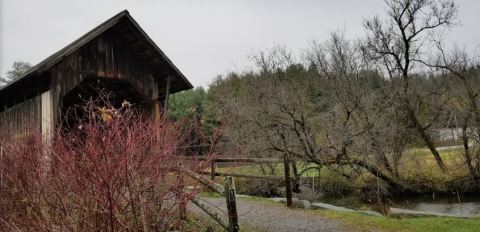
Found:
[0,10,193,110]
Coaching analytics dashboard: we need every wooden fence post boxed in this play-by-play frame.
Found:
[224,176,239,232]
[176,166,186,220]
[211,160,216,181]
[284,154,293,208]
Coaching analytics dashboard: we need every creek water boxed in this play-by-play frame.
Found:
[317,194,480,217]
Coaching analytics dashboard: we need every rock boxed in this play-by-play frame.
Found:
[292,199,312,210]
[299,200,312,210]
[293,185,325,201]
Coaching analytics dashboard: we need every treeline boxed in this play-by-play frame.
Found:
[171,0,480,195]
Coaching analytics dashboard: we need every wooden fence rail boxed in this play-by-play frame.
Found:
[198,171,308,181]
[184,155,296,208]
[179,166,239,232]
[188,195,231,230]
[182,167,225,194]
[184,157,283,164]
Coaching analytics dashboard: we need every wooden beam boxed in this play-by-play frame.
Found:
[188,195,230,230]
[164,75,171,111]
[197,171,290,181]
[151,78,161,121]
[182,157,283,164]
[181,167,225,195]
[224,177,239,232]
[211,160,216,181]
[41,90,54,143]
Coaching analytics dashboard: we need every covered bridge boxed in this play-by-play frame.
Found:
[0,10,193,138]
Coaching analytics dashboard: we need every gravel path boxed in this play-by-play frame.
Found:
[188,197,345,232]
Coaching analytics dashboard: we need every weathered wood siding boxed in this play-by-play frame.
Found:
[49,30,161,122]
[41,90,54,140]
[0,31,163,133]
[0,15,190,135]
[0,94,42,135]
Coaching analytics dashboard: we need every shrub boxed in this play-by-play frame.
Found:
[0,98,215,231]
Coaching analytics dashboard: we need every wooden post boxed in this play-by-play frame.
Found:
[152,79,161,121]
[224,176,239,232]
[284,154,293,208]
[153,101,161,121]
[312,175,315,192]
[211,160,216,181]
[0,146,3,190]
[41,90,54,144]
[164,75,171,112]
[176,169,186,220]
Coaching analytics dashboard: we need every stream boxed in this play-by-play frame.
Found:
[317,194,480,217]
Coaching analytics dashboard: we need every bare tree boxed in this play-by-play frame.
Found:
[308,31,409,189]
[0,61,32,86]
[436,45,480,182]
[363,0,458,172]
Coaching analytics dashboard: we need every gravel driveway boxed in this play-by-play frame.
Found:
[188,197,345,232]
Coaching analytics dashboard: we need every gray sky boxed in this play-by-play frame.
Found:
[1,0,479,87]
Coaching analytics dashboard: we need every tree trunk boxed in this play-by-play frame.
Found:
[290,158,301,193]
[406,104,447,173]
[283,154,293,207]
[348,159,409,191]
[462,120,478,183]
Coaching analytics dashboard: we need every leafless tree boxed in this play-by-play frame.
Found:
[363,0,458,172]
[436,45,480,182]
[0,61,32,86]
[308,31,410,189]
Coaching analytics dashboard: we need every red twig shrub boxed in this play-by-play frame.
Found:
[0,98,216,231]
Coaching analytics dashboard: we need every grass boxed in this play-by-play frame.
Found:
[198,191,222,198]
[194,147,480,231]
[198,192,480,232]
[243,194,480,232]
[315,209,480,232]
[214,146,474,193]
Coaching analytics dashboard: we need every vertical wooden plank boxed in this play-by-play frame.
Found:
[153,101,161,121]
[152,79,161,121]
[164,75,171,112]
[224,176,239,232]
[41,90,54,143]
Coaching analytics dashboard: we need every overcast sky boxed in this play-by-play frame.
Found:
[1,0,479,87]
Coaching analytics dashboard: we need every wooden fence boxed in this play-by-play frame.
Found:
[185,155,296,208]
[178,166,239,232]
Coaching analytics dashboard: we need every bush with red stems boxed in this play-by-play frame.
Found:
[0,97,216,231]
